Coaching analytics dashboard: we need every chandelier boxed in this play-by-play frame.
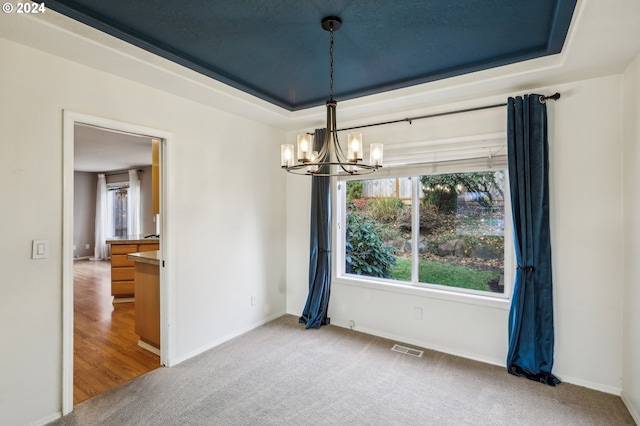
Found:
[281,16,383,176]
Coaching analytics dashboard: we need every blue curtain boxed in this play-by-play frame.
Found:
[299,129,332,329]
[506,95,560,386]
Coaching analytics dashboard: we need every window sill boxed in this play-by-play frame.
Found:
[332,275,511,310]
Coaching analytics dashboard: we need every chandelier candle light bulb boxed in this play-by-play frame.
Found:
[296,134,313,162]
[347,133,363,162]
[370,143,383,166]
[281,144,294,168]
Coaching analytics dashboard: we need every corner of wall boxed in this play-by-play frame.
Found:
[621,50,640,423]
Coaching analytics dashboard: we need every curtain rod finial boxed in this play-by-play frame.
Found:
[540,93,560,103]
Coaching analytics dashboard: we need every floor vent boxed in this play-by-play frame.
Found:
[391,344,423,358]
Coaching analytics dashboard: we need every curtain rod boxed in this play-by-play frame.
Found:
[104,168,144,177]
[335,92,561,133]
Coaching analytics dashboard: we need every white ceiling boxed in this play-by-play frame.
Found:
[74,124,154,173]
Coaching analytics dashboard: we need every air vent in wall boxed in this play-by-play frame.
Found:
[391,344,423,358]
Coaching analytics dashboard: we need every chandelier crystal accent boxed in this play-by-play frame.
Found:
[281,16,383,176]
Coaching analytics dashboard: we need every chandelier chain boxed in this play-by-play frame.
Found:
[329,25,334,101]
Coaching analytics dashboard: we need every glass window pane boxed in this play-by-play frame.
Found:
[114,188,128,237]
[344,178,410,281]
[418,171,505,293]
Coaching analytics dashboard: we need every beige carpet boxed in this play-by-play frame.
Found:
[51,314,635,425]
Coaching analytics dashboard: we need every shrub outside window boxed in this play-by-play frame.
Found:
[338,169,509,297]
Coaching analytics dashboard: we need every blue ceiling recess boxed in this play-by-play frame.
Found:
[36,0,577,111]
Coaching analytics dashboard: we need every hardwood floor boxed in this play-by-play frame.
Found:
[74,259,160,405]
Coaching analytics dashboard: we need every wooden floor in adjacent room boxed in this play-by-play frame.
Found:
[74,259,160,405]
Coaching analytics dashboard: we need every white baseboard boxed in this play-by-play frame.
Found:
[330,319,625,397]
[169,311,286,366]
[31,411,62,426]
[554,373,622,396]
[621,392,640,424]
[330,319,505,368]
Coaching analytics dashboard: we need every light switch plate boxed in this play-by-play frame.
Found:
[32,239,49,259]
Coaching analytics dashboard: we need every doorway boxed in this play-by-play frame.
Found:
[62,111,172,414]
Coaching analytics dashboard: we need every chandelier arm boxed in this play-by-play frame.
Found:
[338,163,354,174]
[330,104,351,164]
[333,135,349,163]
[316,140,330,163]
[313,105,332,163]
[314,129,329,161]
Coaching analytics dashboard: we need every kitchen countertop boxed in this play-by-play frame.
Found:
[127,250,160,266]
[106,235,160,244]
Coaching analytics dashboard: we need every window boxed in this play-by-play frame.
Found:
[337,168,512,298]
[106,183,130,237]
[112,188,128,237]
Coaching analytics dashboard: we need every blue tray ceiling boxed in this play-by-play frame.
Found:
[37,0,577,111]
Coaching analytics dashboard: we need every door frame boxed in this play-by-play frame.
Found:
[62,111,173,415]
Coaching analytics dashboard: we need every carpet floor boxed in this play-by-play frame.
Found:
[51,314,635,425]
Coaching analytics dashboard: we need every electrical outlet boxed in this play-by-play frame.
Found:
[85,243,90,249]
[251,294,257,306]
[349,320,355,329]
[413,306,422,320]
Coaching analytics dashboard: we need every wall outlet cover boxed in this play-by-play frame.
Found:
[413,306,423,320]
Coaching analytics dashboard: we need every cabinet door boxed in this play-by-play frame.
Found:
[112,254,135,267]
[135,262,160,348]
[112,267,134,282]
[111,244,137,255]
[112,280,135,297]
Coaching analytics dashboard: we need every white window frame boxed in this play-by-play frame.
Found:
[333,164,514,307]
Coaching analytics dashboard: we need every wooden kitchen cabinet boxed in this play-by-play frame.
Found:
[128,250,160,352]
[107,238,159,300]
[133,258,160,350]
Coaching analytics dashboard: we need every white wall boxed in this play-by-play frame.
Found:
[622,52,640,422]
[73,171,96,258]
[286,74,626,394]
[139,165,156,235]
[0,37,286,425]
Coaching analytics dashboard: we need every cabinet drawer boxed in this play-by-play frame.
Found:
[112,280,134,297]
[111,254,135,267]
[111,267,134,281]
[137,243,159,252]
[111,244,137,255]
